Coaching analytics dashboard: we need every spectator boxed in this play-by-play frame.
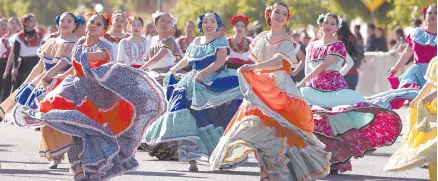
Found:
[290,30,300,42]
[144,23,157,41]
[47,25,57,35]
[413,19,423,27]
[389,39,397,49]
[0,18,7,37]
[218,23,226,37]
[299,31,311,53]
[354,24,364,45]
[374,27,388,52]
[337,21,365,90]
[365,23,377,51]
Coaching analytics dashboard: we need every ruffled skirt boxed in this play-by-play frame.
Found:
[301,71,402,173]
[210,70,331,181]
[12,63,166,180]
[143,68,242,162]
[368,63,428,110]
[385,98,436,172]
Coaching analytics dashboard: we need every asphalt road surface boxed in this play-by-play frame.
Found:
[0,107,430,181]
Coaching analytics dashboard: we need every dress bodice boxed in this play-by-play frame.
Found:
[185,36,230,71]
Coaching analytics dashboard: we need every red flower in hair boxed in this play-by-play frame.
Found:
[422,5,429,17]
[86,5,113,34]
[230,15,250,26]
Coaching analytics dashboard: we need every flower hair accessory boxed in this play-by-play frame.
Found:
[338,18,343,28]
[230,15,250,26]
[55,15,61,25]
[316,14,324,24]
[76,16,85,25]
[86,5,112,34]
[152,10,177,27]
[422,5,429,18]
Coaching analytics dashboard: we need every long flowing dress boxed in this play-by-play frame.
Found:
[12,37,75,160]
[368,28,437,110]
[143,36,242,162]
[225,36,252,69]
[117,37,150,68]
[301,40,403,173]
[11,38,166,180]
[385,57,437,181]
[210,31,331,181]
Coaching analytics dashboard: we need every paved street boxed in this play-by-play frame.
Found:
[0,107,430,181]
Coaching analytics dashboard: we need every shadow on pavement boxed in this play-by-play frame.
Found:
[364,152,394,157]
[0,168,66,176]
[322,174,429,181]
[0,144,16,147]
[167,169,259,176]
[0,160,48,165]
[125,171,207,178]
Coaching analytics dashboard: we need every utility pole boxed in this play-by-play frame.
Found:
[157,0,163,11]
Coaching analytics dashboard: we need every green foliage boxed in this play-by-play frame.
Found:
[387,0,430,27]
[0,0,79,25]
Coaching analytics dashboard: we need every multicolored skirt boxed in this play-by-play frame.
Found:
[143,68,242,162]
[210,69,331,181]
[12,63,166,180]
[368,63,428,110]
[301,70,402,173]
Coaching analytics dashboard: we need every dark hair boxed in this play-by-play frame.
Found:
[414,19,422,26]
[337,21,355,54]
[92,14,110,30]
[266,1,289,27]
[112,10,126,21]
[368,24,375,30]
[354,25,361,29]
[128,16,144,27]
[377,27,384,32]
[389,39,397,46]
[22,13,36,29]
[317,13,339,26]
[395,28,404,37]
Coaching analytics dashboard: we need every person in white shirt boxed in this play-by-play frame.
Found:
[101,10,130,59]
[117,16,151,68]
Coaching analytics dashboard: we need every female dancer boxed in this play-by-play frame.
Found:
[0,17,20,102]
[176,21,195,56]
[117,16,150,68]
[101,10,130,59]
[368,5,437,110]
[12,10,165,180]
[143,12,242,171]
[385,56,437,181]
[297,13,402,173]
[210,2,331,181]
[225,15,252,69]
[74,16,86,38]
[10,13,44,92]
[12,12,79,169]
[140,11,181,83]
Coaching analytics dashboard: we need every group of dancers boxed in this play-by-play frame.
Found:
[0,2,436,181]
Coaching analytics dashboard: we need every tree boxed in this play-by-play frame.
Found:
[386,0,430,27]
[0,0,81,25]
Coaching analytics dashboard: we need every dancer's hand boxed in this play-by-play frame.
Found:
[422,93,436,105]
[11,68,18,77]
[241,64,256,72]
[409,98,419,108]
[194,72,204,82]
[2,71,9,79]
[170,67,177,75]
[389,66,398,75]
[87,48,107,60]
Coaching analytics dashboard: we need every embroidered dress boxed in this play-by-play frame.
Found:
[301,40,402,173]
[225,37,252,69]
[11,38,166,180]
[143,37,242,162]
[117,37,150,68]
[210,31,330,181]
[368,28,437,110]
[11,37,75,160]
[385,57,437,180]
[101,33,130,60]
[145,36,182,84]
